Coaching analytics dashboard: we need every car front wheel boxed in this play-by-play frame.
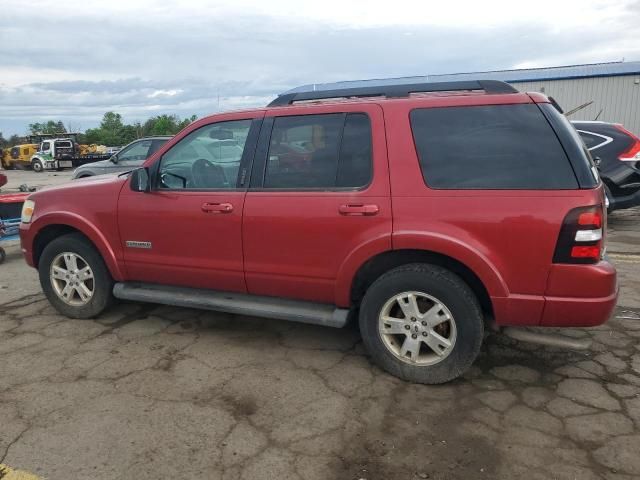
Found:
[31,159,44,172]
[39,233,114,318]
[359,263,484,384]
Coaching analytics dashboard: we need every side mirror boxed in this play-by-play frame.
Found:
[110,154,118,164]
[130,167,150,192]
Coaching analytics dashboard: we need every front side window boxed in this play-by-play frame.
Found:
[159,120,251,189]
[119,140,153,163]
[264,113,372,189]
[41,142,50,152]
[410,104,579,189]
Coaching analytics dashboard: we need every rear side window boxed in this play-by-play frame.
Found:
[264,113,372,189]
[410,104,579,189]
[577,131,606,150]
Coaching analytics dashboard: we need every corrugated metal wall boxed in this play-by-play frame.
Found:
[513,76,640,135]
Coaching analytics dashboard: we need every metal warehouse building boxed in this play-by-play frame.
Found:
[290,61,640,134]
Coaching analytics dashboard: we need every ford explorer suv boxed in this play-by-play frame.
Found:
[19,80,617,384]
[72,136,171,179]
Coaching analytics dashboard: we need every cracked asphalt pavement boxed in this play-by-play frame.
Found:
[0,171,639,479]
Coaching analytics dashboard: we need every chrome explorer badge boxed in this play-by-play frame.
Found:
[125,241,152,249]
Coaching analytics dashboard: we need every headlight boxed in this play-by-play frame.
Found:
[21,199,35,223]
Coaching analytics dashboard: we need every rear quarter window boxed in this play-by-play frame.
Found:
[410,104,579,189]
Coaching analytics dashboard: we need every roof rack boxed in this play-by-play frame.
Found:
[267,79,518,107]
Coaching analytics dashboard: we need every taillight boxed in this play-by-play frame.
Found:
[614,124,640,162]
[553,205,604,264]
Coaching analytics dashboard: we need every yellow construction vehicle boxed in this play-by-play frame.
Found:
[78,144,108,155]
[1,143,39,169]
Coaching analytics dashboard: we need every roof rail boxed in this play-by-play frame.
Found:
[267,79,518,107]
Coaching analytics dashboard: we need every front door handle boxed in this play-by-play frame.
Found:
[201,202,233,214]
[339,204,379,216]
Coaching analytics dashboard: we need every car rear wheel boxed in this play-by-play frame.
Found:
[359,263,484,384]
[39,233,114,318]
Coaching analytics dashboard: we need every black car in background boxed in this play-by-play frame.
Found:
[573,121,640,212]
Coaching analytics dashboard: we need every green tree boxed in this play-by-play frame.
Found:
[142,114,197,136]
[28,120,67,135]
[98,112,126,146]
[19,112,198,148]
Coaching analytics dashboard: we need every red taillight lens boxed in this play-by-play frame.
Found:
[553,205,604,264]
[614,124,640,162]
[570,245,601,259]
[577,211,602,228]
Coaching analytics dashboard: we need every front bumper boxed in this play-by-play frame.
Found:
[19,223,35,267]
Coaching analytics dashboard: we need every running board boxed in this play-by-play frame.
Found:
[113,282,349,328]
[503,327,592,350]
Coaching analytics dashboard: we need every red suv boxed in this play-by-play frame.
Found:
[19,80,618,384]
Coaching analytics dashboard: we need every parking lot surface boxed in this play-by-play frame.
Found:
[1,170,639,479]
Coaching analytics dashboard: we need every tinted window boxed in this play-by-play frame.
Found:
[264,113,372,189]
[119,140,152,162]
[159,120,251,189]
[337,113,373,187]
[148,138,169,156]
[410,104,578,189]
[42,142,50,151]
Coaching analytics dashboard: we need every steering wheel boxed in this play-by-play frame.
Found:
[191,158,225,188]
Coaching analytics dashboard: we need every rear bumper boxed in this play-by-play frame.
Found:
[541,290,618,327]
[609,187,640,211]
[492,260,618,327]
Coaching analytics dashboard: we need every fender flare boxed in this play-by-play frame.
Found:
[335,231,509,306]
[334,233,393,306]
[30,211,125,281]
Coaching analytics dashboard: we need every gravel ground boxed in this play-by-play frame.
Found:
[1,169,638,480]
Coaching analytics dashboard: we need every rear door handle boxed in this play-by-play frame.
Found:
[201,202,233,213]
[339,204,379,216]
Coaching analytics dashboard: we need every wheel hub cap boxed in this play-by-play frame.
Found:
[50,252,95,306]
[378,291,457,366]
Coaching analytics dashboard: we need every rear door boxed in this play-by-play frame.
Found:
[242,103,391,305]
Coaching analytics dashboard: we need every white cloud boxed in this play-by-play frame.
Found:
[0,0,639,135]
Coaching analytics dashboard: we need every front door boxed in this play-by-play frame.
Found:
[118,114,262,292]
[243,104,392,305]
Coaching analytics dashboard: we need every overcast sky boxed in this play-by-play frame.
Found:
[1,0,639,136]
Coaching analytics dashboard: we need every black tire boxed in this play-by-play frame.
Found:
[38,233,114,318]
[359,263,484,384]
[31,159,44,172]
[0,247,5,264]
